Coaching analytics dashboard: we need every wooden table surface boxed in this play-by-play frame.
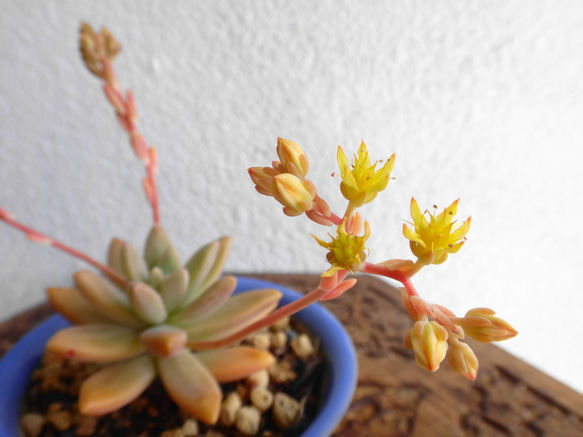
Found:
[2,274,583,436]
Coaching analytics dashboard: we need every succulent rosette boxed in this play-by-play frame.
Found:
[46,225,281,424]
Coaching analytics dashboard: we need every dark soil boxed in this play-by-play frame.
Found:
[19,319,325,437]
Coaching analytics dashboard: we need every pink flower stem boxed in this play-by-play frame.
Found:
[361,262,419,297]
[0,212,128,288]
[189,284,331,351]
[102,59,161,225]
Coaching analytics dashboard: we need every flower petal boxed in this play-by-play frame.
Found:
[196,347,275,383]
[46,325,144,362]
[157,349,222,424]
[79,354,155,416]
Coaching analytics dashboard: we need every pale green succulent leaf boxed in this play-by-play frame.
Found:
[129,282,168,325]
[183,289,282,343]
[46,287,113,325]
[139,325,187,359]
[196,347,275,383]
[157,349,222,424]
[107,238,126,277]
[160,268,189,313]
[184,236,232,305]
[144,224,173,268]
[183,240,219,304]
[74,271,145,329]
[170,276,237,325]
[148,266,164,291]
[79,354,156,416]
[156,244,181,275]
[46,324,144,362]
[122,243,149,282]
[169,275,236,325]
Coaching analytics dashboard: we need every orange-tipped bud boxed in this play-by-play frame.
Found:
[272,174,315,216]
[248,166,280,196]
[405,321,448,372]
[461,308,518,343]
[447,340,479,380]
[276,138,309,179]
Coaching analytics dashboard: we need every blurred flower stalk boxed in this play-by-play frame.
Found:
[0,23,517,426]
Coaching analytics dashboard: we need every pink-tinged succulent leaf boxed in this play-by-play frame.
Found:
[183,289,282,343]
[129,282,168,325]
[160,269,189,313]
[107,238,126,277]
[46,287,113,325]
[46,324,144,362]
[139,325,187,359]
[157,349,222,424]
[184,236,232,305]
[169,276,237,325]
[74,271,145,329]
[196,347,275,383]
[121,243,148,282]
[156,244,181,275]
[144,225,173,268]
[79,354,156,416]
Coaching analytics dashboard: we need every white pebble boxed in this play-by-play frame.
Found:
[252,332,271,350]
[273,392,300,430]
[271,331,287,348]
[291,333,314,359]
[235,406,261,435]
[250,386,274,412]
[220,392,242,427]
[246,368,269,388]
[181,418,199,436]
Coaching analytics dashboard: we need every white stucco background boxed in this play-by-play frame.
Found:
[1,1,583,394]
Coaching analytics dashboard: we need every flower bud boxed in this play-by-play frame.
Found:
[461,308,518,343]
[276,138,309,179]
[248,166,280,196]
[272,173,315,216]
[406,321,448,372]
[447,340,478,380]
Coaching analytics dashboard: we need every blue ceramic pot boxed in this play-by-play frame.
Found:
[0,277,357,437]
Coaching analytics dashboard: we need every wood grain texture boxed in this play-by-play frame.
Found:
[2,273,582,436]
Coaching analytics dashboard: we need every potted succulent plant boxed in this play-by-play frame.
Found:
[0,23,517,437]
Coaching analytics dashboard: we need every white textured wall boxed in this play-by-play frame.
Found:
[1,1,583,393]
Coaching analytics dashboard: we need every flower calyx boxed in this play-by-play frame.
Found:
[313,212,370,276]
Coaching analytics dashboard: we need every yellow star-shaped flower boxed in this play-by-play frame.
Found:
[337,141,395,208]
[403,198,471,265]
